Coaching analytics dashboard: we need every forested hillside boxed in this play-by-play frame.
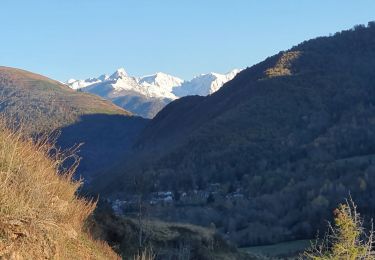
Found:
[98,23,375,246]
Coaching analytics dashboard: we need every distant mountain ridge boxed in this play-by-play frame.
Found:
[67,68,241,118]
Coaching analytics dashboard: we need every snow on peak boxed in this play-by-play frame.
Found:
[66,77,102,90]
[110,68,128,79]
[67,79,77,84]
[66,68,241,100]
[173,69,241,97]
[139,72,183,91]
[226,69,242,78]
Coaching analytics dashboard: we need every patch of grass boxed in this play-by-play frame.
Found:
[92,212,256,260]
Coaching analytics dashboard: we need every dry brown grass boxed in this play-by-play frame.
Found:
[265,51,301,78]
[133,249,154,260]
[0,120,120,259]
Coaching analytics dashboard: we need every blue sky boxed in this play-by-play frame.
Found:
[1,1,375,81]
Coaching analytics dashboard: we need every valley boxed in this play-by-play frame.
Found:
[93,22,375,253]
[2,18,375,260]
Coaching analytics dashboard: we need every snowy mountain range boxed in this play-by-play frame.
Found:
[67,68,241,118]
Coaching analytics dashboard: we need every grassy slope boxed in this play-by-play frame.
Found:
[92,211,256,260]
[242,239,311,258]
[0,66,128,133]
[0,121,119,259]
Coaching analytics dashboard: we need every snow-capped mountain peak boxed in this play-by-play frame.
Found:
[67,77,102,90]
[109,68,128,79]
[67,78,77,84]
[139,72,183,91]
[66,67,241,118]
[172,69,241,97]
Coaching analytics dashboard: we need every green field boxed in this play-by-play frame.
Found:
[242,239,312,258]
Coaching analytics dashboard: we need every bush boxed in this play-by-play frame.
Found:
[302,198,375,259]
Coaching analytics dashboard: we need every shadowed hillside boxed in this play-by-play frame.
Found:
[57,114,149,182]
[112,95,172,119]
[98,23,375,246]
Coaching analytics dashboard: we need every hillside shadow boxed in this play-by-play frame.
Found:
[56,114,149,183]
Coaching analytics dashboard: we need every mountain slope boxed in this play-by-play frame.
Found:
[0,66,128,132]
[100,23,375,246]
[67,69,240,118]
